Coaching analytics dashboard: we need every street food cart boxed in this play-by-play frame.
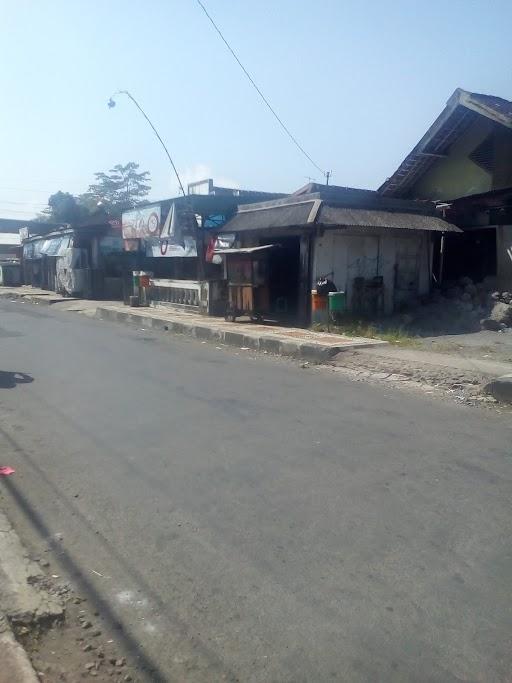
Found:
[217,245,279,322]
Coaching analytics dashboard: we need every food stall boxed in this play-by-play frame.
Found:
[217,244,279,322]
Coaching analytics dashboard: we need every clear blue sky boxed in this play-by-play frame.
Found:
[1,0,510,218]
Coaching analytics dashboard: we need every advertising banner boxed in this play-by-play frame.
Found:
[145,236,197,258]
[122,205,161,239]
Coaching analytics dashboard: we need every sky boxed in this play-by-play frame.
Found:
[0,0,511,219]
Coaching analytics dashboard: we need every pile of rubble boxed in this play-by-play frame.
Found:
[481,290,512,331]
[415,275,512,334]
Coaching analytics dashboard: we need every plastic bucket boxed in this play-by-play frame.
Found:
[328,291,346,313]
[311,290,328,311]
[311,290,328,324]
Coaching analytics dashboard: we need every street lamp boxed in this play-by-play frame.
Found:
[108,90,186,196]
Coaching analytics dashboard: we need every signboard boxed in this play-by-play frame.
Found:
[160,203,198,240]
[122,205,161,239]
[145,237,197,258]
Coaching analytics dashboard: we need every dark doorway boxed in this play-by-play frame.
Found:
[433,228,497,284]
[260,236,300,323]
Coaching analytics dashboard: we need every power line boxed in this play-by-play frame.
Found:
[195,0,328,179]
[0,186,55,194]
[0,200,48,207]
[0,208,42,215]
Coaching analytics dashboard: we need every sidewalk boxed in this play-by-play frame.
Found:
[0,286,387,362]
[0,286,112,313]
[356,344,512,379]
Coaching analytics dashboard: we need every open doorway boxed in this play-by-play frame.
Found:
[260,235,300,323]
[432,228,497,284]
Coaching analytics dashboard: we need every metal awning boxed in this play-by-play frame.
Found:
[214,244,280,255]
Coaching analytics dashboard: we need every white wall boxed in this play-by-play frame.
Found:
[313,230,431,314]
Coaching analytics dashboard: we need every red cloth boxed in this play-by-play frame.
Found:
[0,466,15,476]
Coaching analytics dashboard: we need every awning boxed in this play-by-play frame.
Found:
[214,244,280,255]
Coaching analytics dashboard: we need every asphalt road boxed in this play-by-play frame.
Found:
[0,299,511,683]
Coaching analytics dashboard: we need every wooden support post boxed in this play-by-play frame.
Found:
[298,233,312,328]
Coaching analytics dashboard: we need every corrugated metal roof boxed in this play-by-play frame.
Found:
[318,206,460,232]
[0,233,21,246]
[214,245,280,255]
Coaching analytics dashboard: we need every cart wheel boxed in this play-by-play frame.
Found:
[225,312,237,322]
[251,314,263,323]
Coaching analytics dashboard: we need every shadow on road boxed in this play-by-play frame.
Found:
[0,424,235,683]
[0,371,34,389]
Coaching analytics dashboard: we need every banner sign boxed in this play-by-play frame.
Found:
[145,237,197,258]
[122,205,161,239]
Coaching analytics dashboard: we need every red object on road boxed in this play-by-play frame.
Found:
[0,466,15,476]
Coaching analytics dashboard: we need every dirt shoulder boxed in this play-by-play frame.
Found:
[0,499,139,682]
[327,345,512,413]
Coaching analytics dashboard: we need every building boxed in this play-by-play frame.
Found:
[22,214,124,298]
[379,88,512,288]
[0,218,65,287]
[122,179,284,313]
[217,183,458,326]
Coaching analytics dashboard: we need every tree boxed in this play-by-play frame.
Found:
[35,162,151,222]
[81,162,151,212]
[39,191,90,223]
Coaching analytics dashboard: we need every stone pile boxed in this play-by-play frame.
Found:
[481,290,512,331]
[432,276,512,331]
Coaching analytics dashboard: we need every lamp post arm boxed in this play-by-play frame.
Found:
[116,90,186,197]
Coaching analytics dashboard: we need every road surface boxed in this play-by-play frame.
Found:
[0,299,510,682]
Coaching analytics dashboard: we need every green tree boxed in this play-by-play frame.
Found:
[81,162,151,212]
[39,191,90,223]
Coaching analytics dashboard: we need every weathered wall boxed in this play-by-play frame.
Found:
[496,225,512,290]
[410,117,494,200]
[313,230,430,315]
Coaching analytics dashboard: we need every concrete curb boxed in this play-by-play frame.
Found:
[0,509,62,682]
[0,616,39,683]
[0,510,63,626]
[94,306,374,363]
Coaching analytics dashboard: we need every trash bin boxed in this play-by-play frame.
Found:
[328,291,346,314]
[311,289,328,325]
[132,271,140,295]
